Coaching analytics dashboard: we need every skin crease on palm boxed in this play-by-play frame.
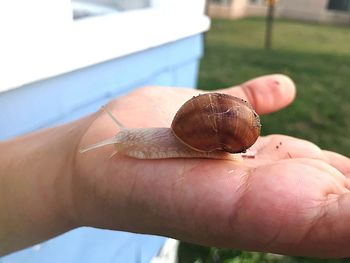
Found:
[74,74,350,258]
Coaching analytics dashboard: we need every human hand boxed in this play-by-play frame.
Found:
[74,74,350,258]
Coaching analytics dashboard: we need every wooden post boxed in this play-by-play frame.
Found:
[265,0,277,50]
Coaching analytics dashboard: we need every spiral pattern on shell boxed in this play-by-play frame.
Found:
[171,93,261,153]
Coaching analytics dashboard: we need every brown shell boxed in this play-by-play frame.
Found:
[171,93,261,153]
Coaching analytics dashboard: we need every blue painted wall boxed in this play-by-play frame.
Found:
[0,34,202,140]
[0,34,203,263]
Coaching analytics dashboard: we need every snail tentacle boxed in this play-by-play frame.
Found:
[79,137,119,153]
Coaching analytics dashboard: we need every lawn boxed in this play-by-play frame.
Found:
[178,17,350,262]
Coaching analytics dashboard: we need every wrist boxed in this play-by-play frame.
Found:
[0,115,93,255]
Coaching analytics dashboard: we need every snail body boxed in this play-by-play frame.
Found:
[80,93,261,160]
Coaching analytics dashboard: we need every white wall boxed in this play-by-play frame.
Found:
[0,0,209,92]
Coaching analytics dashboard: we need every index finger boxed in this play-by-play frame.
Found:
[323,150,350,177]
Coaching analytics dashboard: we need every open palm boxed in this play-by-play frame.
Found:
[75,74,350,258]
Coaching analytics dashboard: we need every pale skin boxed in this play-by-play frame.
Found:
[1,74,350,258]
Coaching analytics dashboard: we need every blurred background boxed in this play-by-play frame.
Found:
[0,0,349,262]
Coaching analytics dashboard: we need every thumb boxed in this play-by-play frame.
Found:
[218,74,296,115]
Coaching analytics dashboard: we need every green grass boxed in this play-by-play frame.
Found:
[198,17,350,156]
[178,17,350,262]
[178,242,350,263]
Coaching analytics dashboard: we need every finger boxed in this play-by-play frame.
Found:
[251,134,327,162]
[251,135,350,177]
[323,150,350,176]
[218,74,296,115]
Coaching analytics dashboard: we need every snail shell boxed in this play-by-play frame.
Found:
[171,93,261,153]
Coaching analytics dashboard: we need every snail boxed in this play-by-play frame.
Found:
[80,93,261,160]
